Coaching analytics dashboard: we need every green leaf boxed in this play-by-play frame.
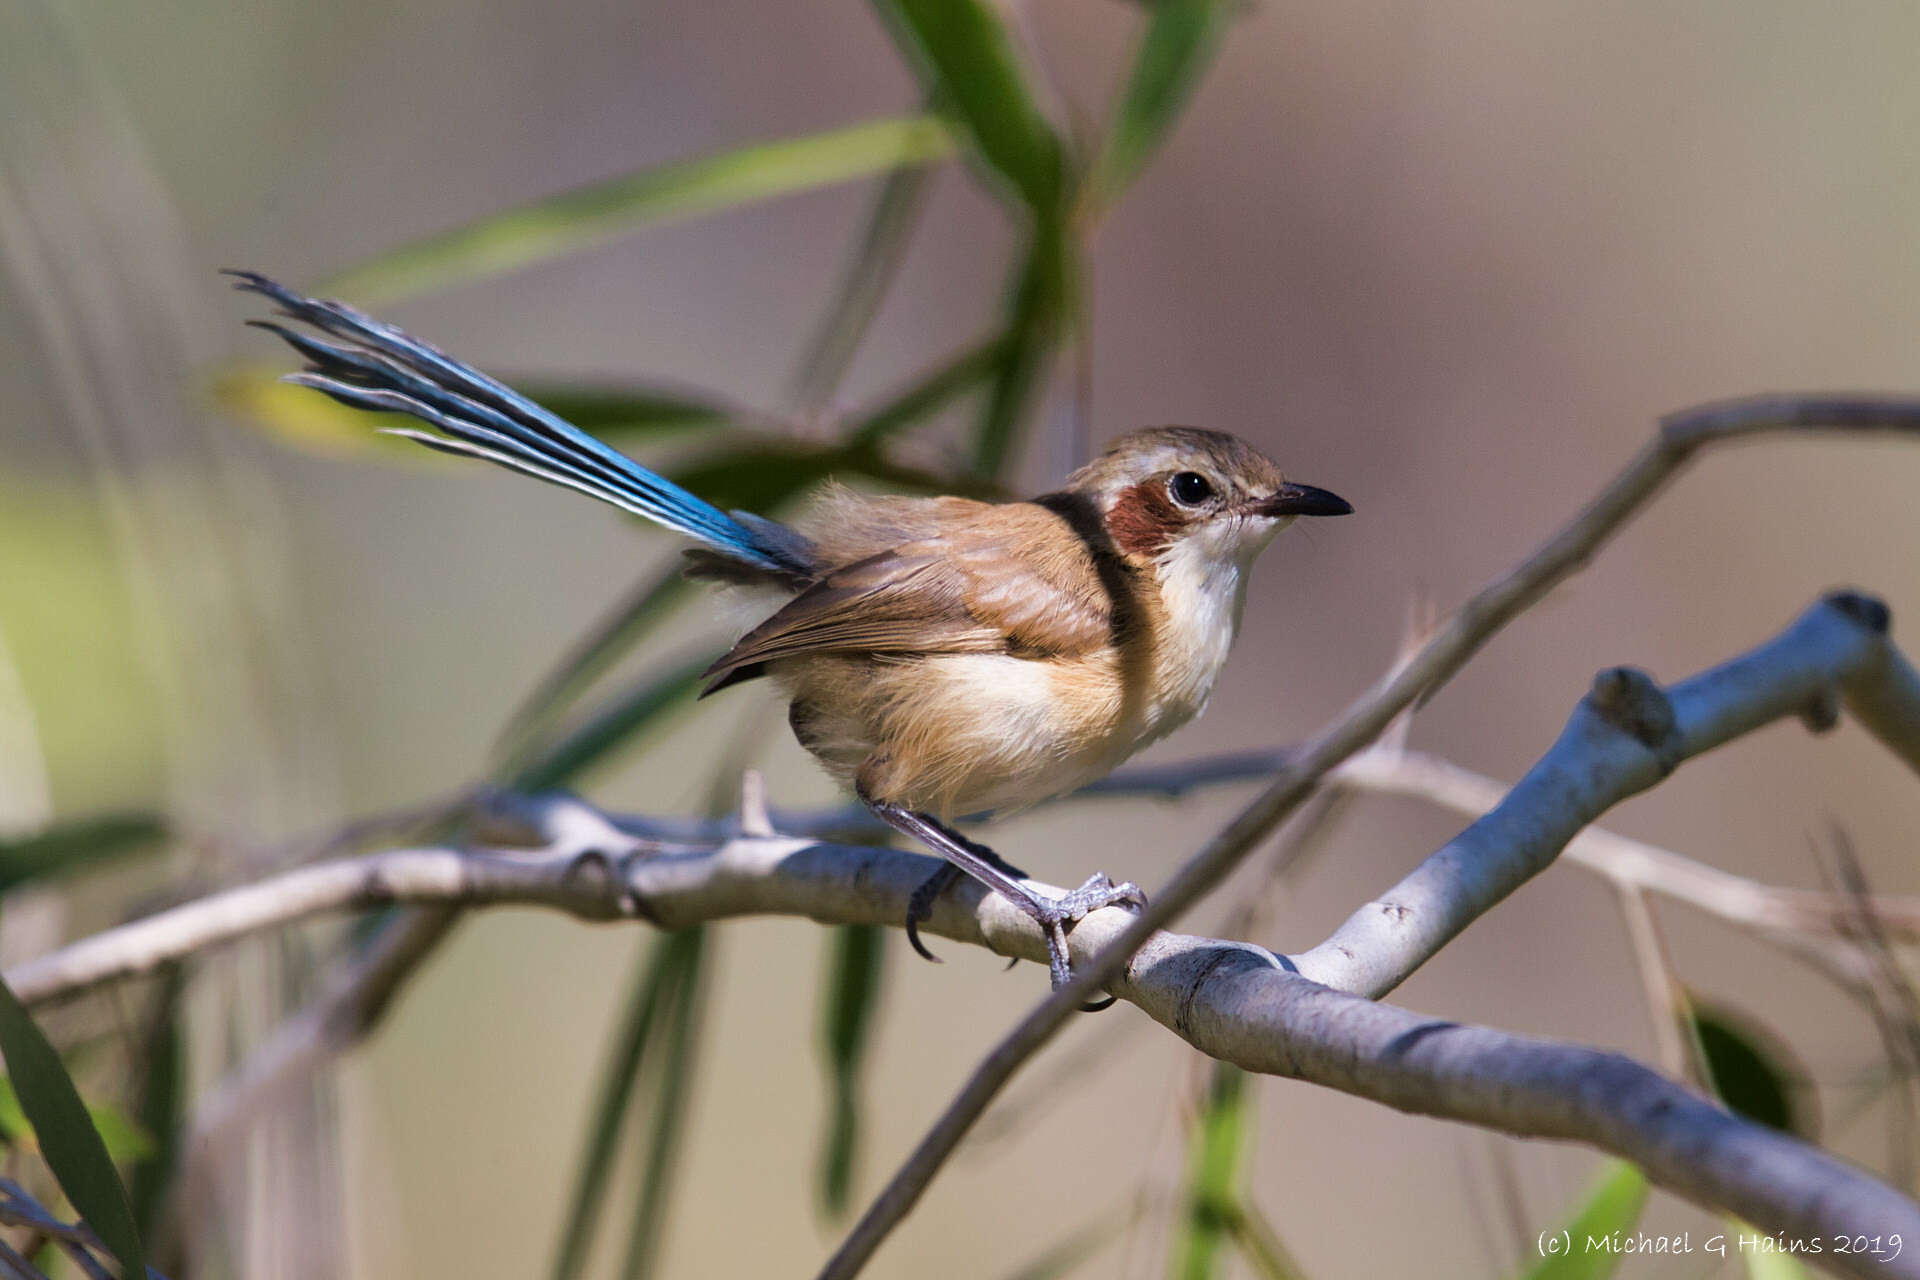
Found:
[213,366,449,461]
[505,384,734,440]
[997,1210,1124,1280]
[1228,1200,1309,1280]
[318,115,956,304]
[872,0,1067,214]
[0,813,165,896]
[664,438,996,516]
[789,150,935,412]
[1173,1062,1251,1280]
[1518,1160,1648,1280]
[1091,0,1238,206]
[216,366,733,463]
[846,334,1006,448]
[616,928,708,1280]
[494,568,695,766]
[1736,1222,1817,1280]
[816,924,886,1217]
[664,442,866,516]
[1689,1003,1807,1136]
[0,973,144,1279]
[507,652,713,793]
[551,932,692,1280]
[973,227,1068,478]
[129,967,185,1245]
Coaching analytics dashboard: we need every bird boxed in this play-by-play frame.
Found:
[229,270,1352,995]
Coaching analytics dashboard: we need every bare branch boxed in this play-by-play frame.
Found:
[822,396,1920,1278]
[17,813,1917,1273]
[1294,592,1920,996]
[6,594,1920,1274]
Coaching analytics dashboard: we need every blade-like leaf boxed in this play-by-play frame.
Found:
[973,228,1068,478]
[1173,1062,1251,1280]
[997,1209,1125,1280]
[664,443,872,527]
[847,334,1006,448]
[0,1079,154,1164]
[616,928,708,1280]
[0,973,143,1279]
[319,115,956,304]
[872,0,1067,214]
[790,153,934,413]
[551,932,691,1280]
[129,967,184,1246]
[508,652,713,792]
[665,438,997,515]
[213,367,447,460]
[0,814,165,896]
[1738,1223,1817,1279]
[510,384,732,438]
[1517,1160,1648,1280]
[1091,0,1237,206]
[1228,1200,1309,1280]
[494,568,695,765]
[1689,1004,1807,1137]
[817,924,886,1217]
[216,366,733,463]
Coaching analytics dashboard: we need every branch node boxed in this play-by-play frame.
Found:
[1586,666,1678,753]
[555,845,656,922]
[1800,686,1842,735]
[739,768,774,838]
[1825,589,1892,636]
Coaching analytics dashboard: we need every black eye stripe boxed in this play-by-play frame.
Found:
[1169,471,1214,506]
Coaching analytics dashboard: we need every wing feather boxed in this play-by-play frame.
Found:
[700,504,1119,694]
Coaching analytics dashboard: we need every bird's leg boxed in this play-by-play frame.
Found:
[858,787,1146,998]
[902,835,1028,965]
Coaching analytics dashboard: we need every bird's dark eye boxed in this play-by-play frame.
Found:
[1168,471,1214,507]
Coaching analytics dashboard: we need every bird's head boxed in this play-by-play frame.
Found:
[1065,426,1351,573]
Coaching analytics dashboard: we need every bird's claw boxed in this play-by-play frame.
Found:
[1055,872,1148,921]
[1034,873,1148,1010]
[905,862,962,963]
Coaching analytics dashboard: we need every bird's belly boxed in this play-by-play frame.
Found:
[780,649,1207,819]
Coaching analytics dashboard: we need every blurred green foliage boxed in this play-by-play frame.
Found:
[320,114,957,305]
[818,922,885,1218]
[1517,1160,1648,1280]
[1689,1001,1809,1138]
[0,971,146,1278]
[0,813,166,896]
[0,479,167,812]
[1173,1063,1251,1279]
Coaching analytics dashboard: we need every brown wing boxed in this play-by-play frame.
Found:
[700,503,1116,695]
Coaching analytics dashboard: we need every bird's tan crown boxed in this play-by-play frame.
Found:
[1065,426,1287,501]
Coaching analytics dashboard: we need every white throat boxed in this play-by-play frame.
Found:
[1144,517,1282,731]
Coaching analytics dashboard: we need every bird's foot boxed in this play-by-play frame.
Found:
[904,863,961,963]
[904,841,1030,965]
[1028,873,1148,1009]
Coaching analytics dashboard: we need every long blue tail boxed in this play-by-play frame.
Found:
[228,271,818,582]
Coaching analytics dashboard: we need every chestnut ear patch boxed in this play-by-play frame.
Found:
[1107,479,1189,557]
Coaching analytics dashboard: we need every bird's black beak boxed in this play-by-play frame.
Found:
[1249,482,1353,519]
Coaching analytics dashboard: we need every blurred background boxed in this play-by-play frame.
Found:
[3,1,1920,1276]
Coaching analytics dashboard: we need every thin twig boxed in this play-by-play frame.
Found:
[1612,884,1695,1082]
[165,906,459,1247]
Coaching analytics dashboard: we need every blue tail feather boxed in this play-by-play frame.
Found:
[227,270,817,581]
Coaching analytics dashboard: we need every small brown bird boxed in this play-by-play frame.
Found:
[233,272,1352,992]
